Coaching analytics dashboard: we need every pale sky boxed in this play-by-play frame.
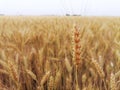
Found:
[0,0,120,16]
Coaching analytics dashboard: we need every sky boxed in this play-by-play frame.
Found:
[0,0,120,16]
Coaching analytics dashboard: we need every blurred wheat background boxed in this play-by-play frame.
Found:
[0,16,120,90]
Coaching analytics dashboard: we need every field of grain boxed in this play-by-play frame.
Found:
[0,16,120,90]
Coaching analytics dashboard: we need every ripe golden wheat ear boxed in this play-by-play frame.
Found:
[7,60,19,88]
[25,69,37,81]
[40,71,51,86]
[65,57,72,74]
[91,58,105,79]
[72,25,82,90]
[91,58,108,90]
[72,25,81,66]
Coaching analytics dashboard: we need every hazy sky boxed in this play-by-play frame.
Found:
[0,0,120,16]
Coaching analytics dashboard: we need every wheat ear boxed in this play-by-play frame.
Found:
[72,25,81,66]
[115,70,120,78]
[48,76,54,90]
[65,57,72,74]
[72,25,81,90]
[26,69,37,81]
[8,61,19,88]
[54,70,61,89]
[91,58,105,78]
[110,73,117,90]
[40,71,50,86]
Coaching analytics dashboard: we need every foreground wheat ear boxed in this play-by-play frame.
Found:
[72,25,82,90]
[72,25,81,66]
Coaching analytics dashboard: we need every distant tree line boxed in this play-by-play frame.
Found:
[66,14,81,16]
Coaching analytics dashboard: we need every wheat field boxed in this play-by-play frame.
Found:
[0,16,120,90]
